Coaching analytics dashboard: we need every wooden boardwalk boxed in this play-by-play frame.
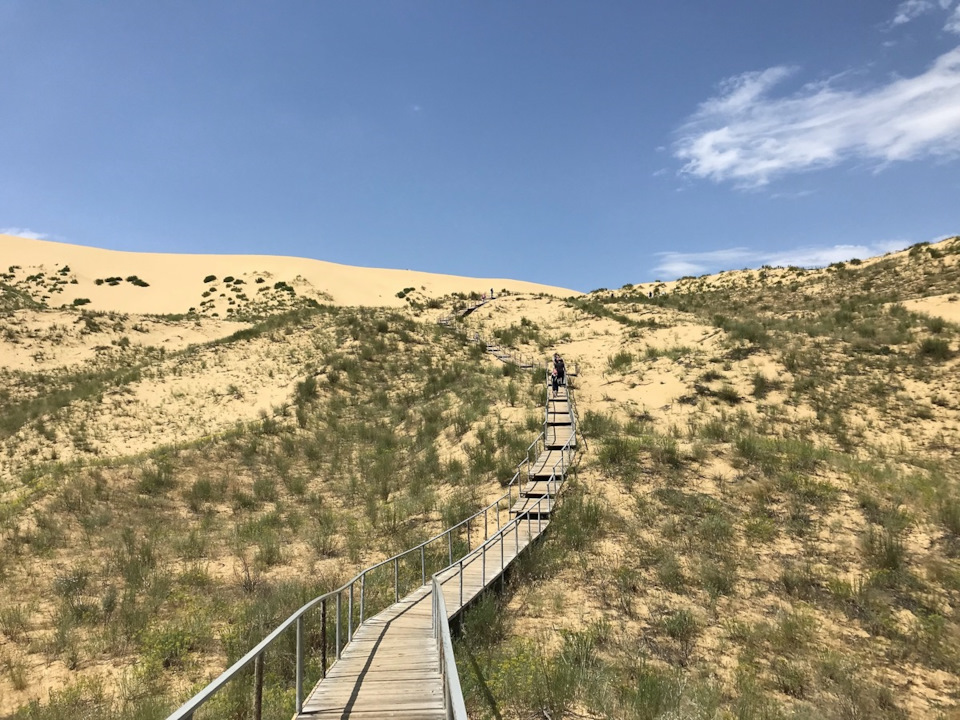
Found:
[298,521,546,719]
[295,347,575,720]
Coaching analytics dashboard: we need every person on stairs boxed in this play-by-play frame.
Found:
[553,353,566,389]
[551,366,560,398]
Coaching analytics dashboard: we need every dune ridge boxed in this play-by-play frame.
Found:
[1,234,578,315]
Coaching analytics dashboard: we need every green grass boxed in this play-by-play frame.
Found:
[606,349,634,373]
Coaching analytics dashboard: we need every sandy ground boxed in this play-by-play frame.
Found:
[899,292,960,324]
[0,310,245,372]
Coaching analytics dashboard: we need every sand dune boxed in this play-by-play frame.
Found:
[1,234,578,314]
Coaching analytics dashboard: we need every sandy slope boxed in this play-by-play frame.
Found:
[1,234,578,314]
[900,292,960,323]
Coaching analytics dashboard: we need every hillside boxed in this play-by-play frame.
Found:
[0,236,958,719]
[454,236,960,720]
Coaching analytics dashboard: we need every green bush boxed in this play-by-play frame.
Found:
[919,337,951,360]
[606,350,634,373]
[136,457,176,495]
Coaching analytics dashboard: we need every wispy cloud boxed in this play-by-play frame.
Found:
[948,4,960,33]
[891,0,936,26]
[889,0,960,31]
[1,227,49,240]
[651,240,910,279]
[674,47,960,186]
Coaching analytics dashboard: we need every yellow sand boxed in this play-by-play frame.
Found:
[1,234,578,314]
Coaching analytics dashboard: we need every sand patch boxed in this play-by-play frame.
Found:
[899,293,960,324]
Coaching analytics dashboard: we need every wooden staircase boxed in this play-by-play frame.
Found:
[510,384,576,519]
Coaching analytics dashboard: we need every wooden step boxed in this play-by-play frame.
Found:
[545,425,576,449]
[510,496,555,517]
[529,449,568,479]
[521,479,562,497]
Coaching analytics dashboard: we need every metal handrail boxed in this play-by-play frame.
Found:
[429,366,579,718]
[430,476,567,716]
[433,575,468,720]
[169,481,517,719]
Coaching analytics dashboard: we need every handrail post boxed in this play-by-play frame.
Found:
[296,616,304,712]
[466,518,471,551]
[482,543,487,586]
[253,652,264,720]
[394,557,399,603]
[360,573,366,623]
[348,583,354,642]
[335,592,342,659]
[448,531,453,565]
[484,508,488,540]
[459,560,463,608]
[421,546,426,586]
[321,598,328,677]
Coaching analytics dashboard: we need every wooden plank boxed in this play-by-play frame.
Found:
[510,497,555,515]
[545,425,575,448]
[529,449,567,478]
[521,479,561,497]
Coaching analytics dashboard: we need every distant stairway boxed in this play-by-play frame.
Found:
[510,379,577,520]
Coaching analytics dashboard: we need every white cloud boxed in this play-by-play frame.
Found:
[947,5,960,33]
[651,240,911,279]
[0,227,48,240]
[674,47,960,186]
[892,0,935,26]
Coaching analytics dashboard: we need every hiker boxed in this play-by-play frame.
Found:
[490,287,494,299]
[550,367,560,397]
[554,353,566,388]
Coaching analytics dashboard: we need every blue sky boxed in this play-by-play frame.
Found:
[2,1,959,291]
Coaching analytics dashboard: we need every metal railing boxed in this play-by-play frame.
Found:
[433,575,468,720]
[431,434,577,717]
[469,332,537,369]
[437,298,489,326]
[169,344,547,720]
[168,485,522,720]
[429,369,579,717]
[427,320,580,719]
